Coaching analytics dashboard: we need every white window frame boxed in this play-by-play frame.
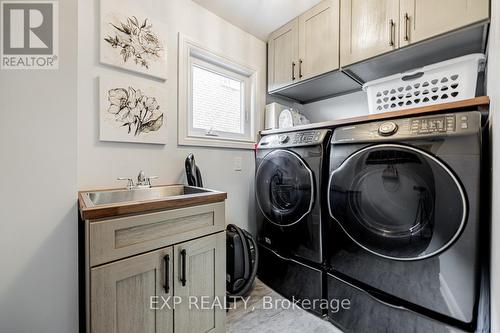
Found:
[189,57,251,140]
[178,34,258,149]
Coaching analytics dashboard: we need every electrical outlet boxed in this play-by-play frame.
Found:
[234,157,242,171]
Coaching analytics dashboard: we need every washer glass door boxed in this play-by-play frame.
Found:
[328,144,467,260]
[256,150,314,226]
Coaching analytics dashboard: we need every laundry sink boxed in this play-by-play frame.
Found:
[78,184,227,220]
[82,185,212,207]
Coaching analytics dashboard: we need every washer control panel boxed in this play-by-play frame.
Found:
[332,112,480,144]
[410,114,456,134]
[259,129,330,148]
[378,122,398,136]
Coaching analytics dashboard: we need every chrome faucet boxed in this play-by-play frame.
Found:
[117,177,135,189]
[117,170,158,189]
[137,170,146,185]
[136,170,158,188]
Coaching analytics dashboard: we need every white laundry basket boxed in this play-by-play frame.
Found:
[363,53,486,114]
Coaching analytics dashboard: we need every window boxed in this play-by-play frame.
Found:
[179,35,258,149]
[191,64,246,136]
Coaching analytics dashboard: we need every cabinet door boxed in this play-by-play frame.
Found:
[174,232,226,333]
[299,0,340,80]
[268,18,299,91]
[400,0,489,46]
[340,0,399,66]
[91,247,173,333]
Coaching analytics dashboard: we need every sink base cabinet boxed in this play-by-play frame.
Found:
[80,202,226,333]
[173,233,226,333]
[91,247,174,333]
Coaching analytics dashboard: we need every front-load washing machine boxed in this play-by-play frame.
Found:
[325,111,485,332]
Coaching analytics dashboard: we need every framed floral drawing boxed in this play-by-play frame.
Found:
[100,0,168,80]
[99,76,167,144]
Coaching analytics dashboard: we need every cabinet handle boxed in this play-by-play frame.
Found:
[299,59,303,79]
[163,254,170,293]
[291,62,296,81]
[389,19,395,46]
[404,13,410,41]
[180,249,187,287]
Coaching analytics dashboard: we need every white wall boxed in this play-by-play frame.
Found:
[0,1,264,332]
[0,0,78,332]
[301,91,369,122]
[487,0,500,329]
[266,91,369,125]
[78,0,266,233]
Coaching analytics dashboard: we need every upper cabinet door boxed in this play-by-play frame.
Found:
[268,18,299,92]
[91,247,173,333]
[340,0,399,67]
[173,232,226,333]
[298,0,340,80]
[400,0,489,46]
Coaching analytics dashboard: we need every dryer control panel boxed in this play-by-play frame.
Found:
[258,129,331,148]
[332,111,481,144]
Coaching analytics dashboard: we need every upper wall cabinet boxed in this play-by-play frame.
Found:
[340,0,400,67]
[268,19,299,91]
[268,0,340,92]
[340,0,489,67]
[267,0,489,102]
[399,0,490,46]
[299,0,340,81]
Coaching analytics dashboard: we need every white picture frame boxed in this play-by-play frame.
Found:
[99,75,167,144]
[100,0,168,80]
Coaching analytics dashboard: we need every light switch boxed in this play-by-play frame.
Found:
[234,157,242,171]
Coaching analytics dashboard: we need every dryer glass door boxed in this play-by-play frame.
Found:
[256,150,314,226]
[328,144,467,260]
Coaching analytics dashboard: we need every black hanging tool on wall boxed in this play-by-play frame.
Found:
[185,153,203,187]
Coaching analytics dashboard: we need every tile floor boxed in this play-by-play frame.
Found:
[227,279,342,333]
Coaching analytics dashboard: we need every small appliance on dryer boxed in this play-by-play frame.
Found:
[255,129,331,315]
[264,102,287,130]
[325,112,484,332]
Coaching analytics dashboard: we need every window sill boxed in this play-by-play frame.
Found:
[179,136,256,150]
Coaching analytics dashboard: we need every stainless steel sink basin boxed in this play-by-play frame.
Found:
[82,185,213,207]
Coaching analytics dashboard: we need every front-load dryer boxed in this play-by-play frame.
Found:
[255,129,331,315]
[325,112,485,332]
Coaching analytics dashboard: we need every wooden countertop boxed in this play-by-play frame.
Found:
[78,184,227,220]
[260,96,490,136]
